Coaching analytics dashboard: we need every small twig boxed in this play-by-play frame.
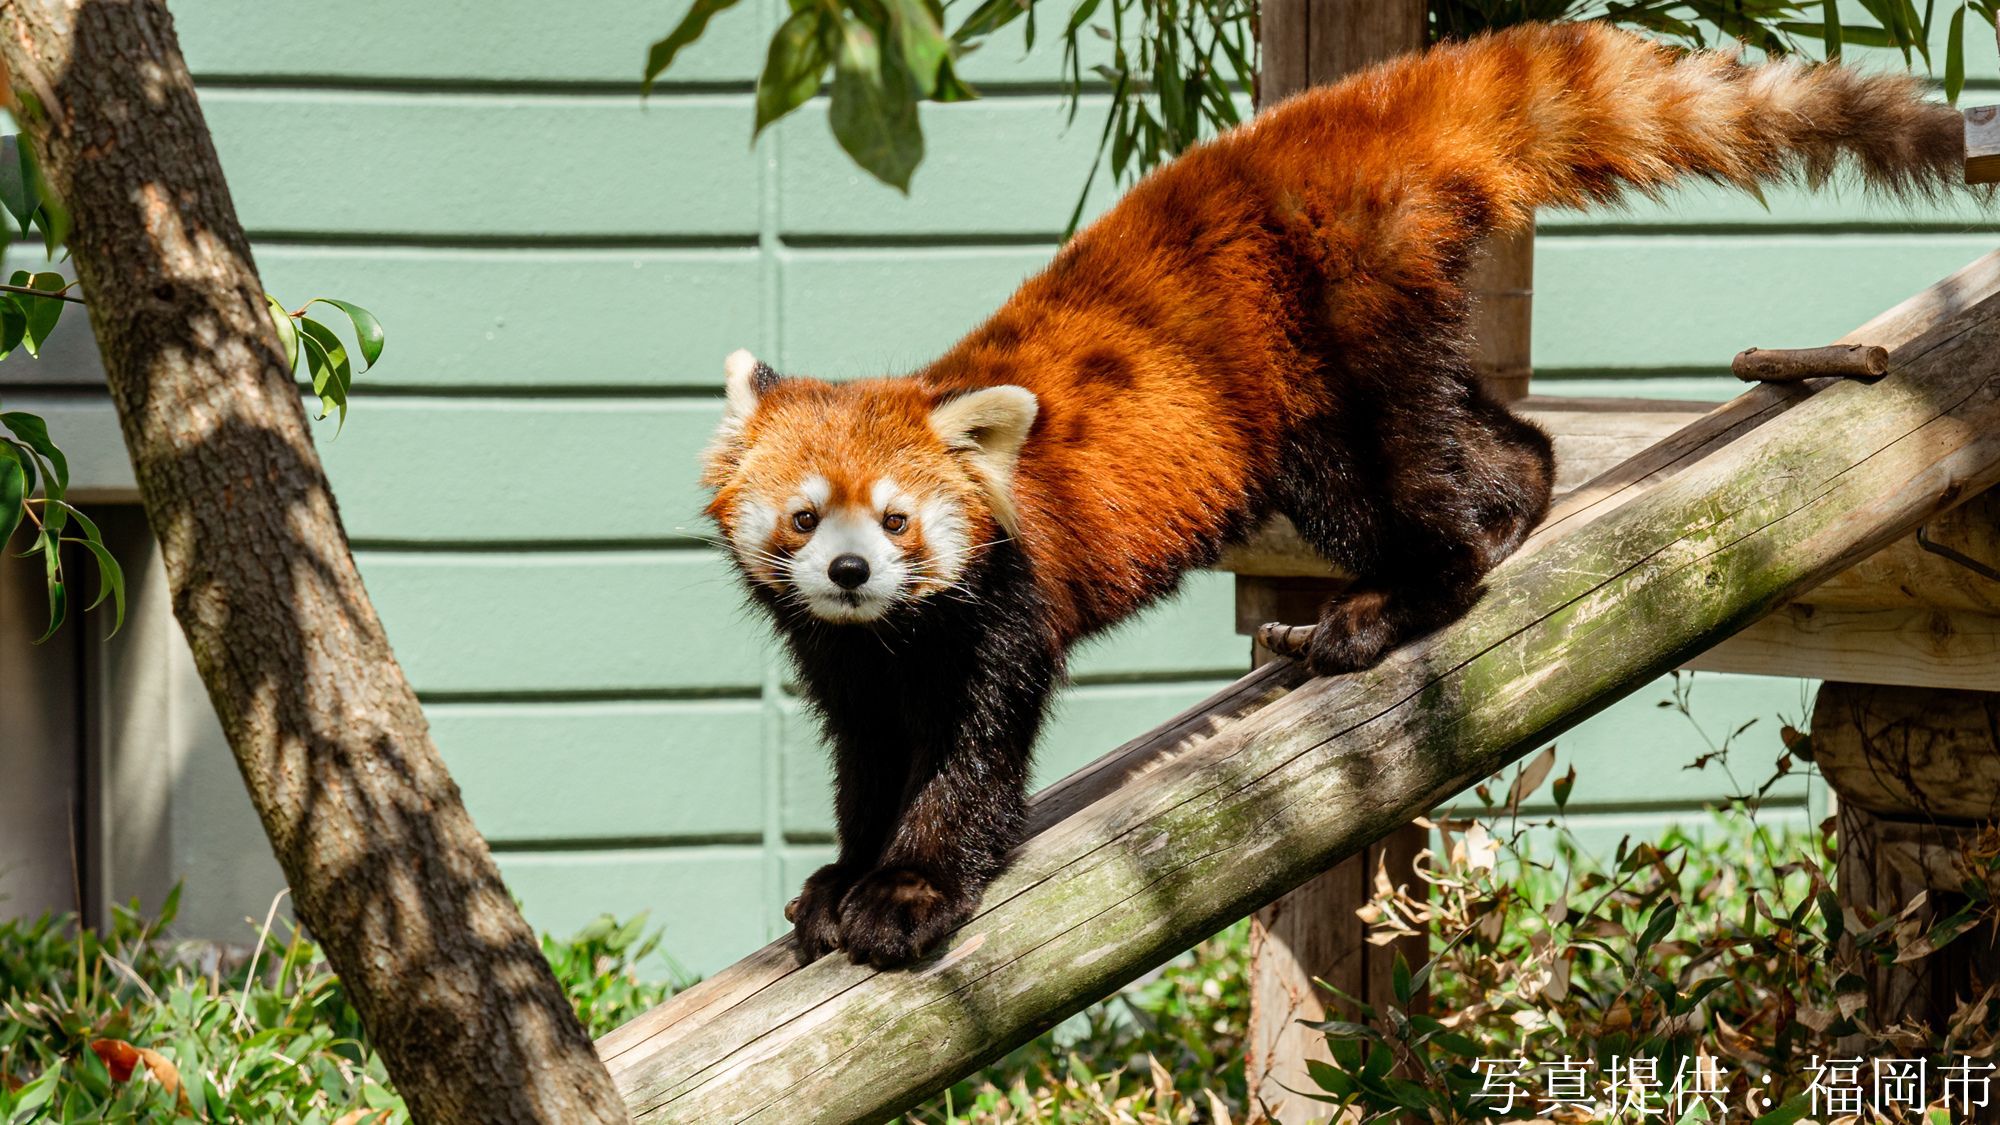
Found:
[1731,344,1888,383]
[0,280,84,304]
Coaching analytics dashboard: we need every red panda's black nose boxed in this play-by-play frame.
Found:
[828,554,871,590]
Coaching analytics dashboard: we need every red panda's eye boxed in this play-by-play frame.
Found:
[792,510,818,533]
[883,513,908,535]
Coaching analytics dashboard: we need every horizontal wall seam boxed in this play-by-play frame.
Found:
[192,77,1117,98]
[487,834,765,852]
[350,537,714,552]
[416,687,762,704]
[221,226,2000,252]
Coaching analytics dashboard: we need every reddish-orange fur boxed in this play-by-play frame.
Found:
[703,23,1970,965]
[900,21,1966,647]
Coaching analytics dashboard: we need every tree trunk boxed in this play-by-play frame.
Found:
[0,2,624,1121]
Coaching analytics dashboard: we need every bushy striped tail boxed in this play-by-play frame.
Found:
[1324,21,1970,236]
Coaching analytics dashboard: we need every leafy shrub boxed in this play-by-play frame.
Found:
[0,892,679,1122]
[1303,756,2000,1123]
[9,702,1995,1123]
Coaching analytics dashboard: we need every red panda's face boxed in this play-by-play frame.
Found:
[701,351,1038,625]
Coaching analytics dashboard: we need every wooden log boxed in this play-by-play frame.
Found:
[1688,606,2000,689]
[599,258,2000,1125]
[1786,488,2000,613]
[1811,682,2000,820]
[1818,680,2000,1032]
[1967,105,2000,185]
[1732,344,1888,383]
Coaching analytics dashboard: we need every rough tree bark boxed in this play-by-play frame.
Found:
[0,2,625,1121]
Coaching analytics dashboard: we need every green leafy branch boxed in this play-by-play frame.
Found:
[0,405,121,642]
[267,294,385,431]
[0,282,384,643]
[646,0,1999,210]
[0,132,387,643]
[648,0,976,191]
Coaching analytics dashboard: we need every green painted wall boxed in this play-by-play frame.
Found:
[149,1,1994,974]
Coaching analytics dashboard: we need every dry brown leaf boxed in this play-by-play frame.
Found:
[90,1039,187,1114]
[90,1038,140,1083]
[1506,746,1558,815]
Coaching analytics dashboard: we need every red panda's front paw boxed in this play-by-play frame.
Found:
[837,866,977,969]
[786,862,864,963]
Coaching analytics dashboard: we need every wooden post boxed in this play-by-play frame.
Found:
[1249,5,1427,1119]
[1247,4,1518,1118]
[1238,579,1426,1124]
[1813,683,2000,1026]
[1467,227,1534,402]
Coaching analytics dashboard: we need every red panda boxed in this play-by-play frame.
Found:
[702,21,1970,967]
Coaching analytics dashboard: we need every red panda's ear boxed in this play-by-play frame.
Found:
[929,386,1039,534]
[721,348,778,427]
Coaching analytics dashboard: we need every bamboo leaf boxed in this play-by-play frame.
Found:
[931,54,977,102]
[1637,900,1679,959]
[1947,3,1968,101]
[643,0,748,91]
[887,0,953,94]
[756,7,834,135]
[949,0,1027,48]
[829,22,924,192]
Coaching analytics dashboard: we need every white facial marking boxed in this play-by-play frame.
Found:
[730,497,779,573]
[870,478,900,511]
[916,495,969,587]
[799,474,832,509]
[783,476,911,623]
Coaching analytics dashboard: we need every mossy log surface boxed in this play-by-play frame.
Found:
[601,262,2000,1125]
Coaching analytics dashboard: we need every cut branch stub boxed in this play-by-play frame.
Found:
[1732,344,1889,383]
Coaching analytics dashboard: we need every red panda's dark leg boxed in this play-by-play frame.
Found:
[776,668,916,962]
[785,731,911,962]
[1277,377,1553,674]
[835,553,1058,968]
